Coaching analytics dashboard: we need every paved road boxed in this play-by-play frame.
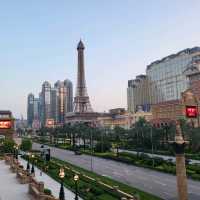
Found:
[33,143,200,200]
[119,149,200,164]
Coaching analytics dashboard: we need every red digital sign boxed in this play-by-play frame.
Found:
[0,121,12,129]
[186,106,198,118]
[46,119,54,127]
[47,120,54,125]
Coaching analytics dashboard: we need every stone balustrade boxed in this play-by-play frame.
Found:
[29,178,58,200]
[16,168,31,184]
[4,154,13,165]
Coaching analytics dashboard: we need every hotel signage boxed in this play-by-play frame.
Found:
[0,120,12,129]
[185,106,198,118]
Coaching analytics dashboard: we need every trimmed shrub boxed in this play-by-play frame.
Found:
[2,138,15,153]
[44,188,52,195]
[20,138,32,152]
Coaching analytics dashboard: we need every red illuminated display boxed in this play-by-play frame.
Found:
[186,106,198,118]
[47,120,54,125]
[0,121,12,129]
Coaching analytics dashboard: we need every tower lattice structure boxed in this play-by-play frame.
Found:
[73,40,93,113]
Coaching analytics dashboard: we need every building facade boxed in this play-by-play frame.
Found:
[146,47,200,102]
[184,54,200,100]
[53,79,73,124]
[28,79,73,127]
[64,79,73,114]
[41,81,52,126]
[0,111,15,138]
[133,110,153,124]
[27,93,34,127]
[127,47,200,116]
[97,108,133,129]
[151,89,200,127]
[127,75,157,113]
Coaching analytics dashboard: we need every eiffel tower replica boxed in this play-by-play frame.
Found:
[66,40,99,124]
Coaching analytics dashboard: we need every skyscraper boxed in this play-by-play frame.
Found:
[64,79,73,113]
[127,75,158,113]
[28,78,73,127]
[127,47,200,113]
[27,93,34,127]
[146,47,200,102]
[51,88,59,124]
[52,79,73,124]
[41,81,51,125]
[33,98,40,119]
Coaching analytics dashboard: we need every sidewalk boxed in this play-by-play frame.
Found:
[19,157,83,200]
[0,160,30,200]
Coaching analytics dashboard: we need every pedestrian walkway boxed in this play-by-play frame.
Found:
[19,157,83,200]
[0,160,30,200]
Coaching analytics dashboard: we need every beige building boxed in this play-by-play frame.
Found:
[151,89,200,127]
[97,108,133,129]
[133,110,153,123]
[127,75,158,113]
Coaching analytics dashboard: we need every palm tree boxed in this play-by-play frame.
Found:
[113,126,126,157]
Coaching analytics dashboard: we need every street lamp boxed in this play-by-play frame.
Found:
[13,145,16,158]
[26,152,30,172]
[74,174,79,200]
[15,145,19,160]
[13,145,18,160]
[31,154,35,175]
[59,167,65,200]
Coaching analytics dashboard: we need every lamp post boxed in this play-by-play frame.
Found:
[14,145,18,160]
[26,152,30,173]
[74,174,79,200]
[16,145,19,160]
[13,145,16,158]
[31,154,35,175]
[59,167,65,200]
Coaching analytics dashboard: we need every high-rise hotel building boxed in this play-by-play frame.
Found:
[27,79,73,127]
[27,93,34,127]
[27,94,40,127]
[128,47,200,113]
[52,79,73,124]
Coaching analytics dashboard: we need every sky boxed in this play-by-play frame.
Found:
[1,0,200,118]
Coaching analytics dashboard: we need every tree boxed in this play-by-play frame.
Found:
[95,141,111,153]
[3,138,15,153]
[113,126,126,157]
[20,138,32,152]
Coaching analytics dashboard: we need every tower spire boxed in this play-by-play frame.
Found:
[73,40,93,113]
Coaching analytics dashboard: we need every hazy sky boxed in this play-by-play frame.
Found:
[1,0,200,118]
